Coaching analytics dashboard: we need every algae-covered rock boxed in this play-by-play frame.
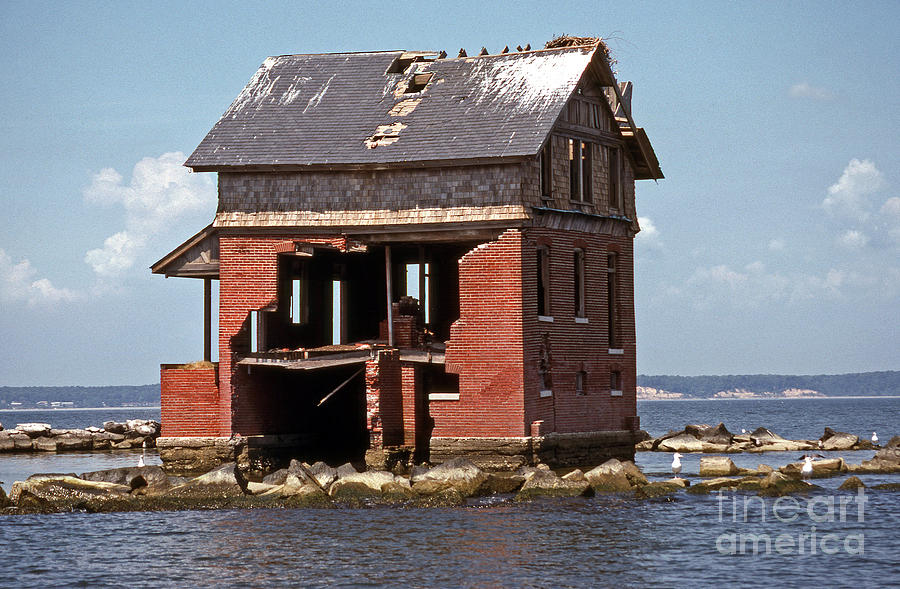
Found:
[780,457,846,478]
[871,482,900,491]
[634,481,682,499]
[758,472,817,496]
[380,481,418,503]
[820,428,858,451]
[687,477,741,494]
[585,459,648,487]
[0,485,9,508]
[838,476,866,490]
[81,465,171,492]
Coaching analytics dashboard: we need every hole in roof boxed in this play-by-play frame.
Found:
[405,73,433,94]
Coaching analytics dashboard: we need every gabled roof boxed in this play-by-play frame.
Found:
[186,46,612,170]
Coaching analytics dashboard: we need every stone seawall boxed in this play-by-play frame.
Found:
[0,420,160,453]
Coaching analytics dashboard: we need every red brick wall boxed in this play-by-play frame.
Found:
[522,226,637,433]
[365,349,403,447]
[160,365,220,437]
[442,229,526,436]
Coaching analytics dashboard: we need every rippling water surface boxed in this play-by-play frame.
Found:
[1,400,897,587]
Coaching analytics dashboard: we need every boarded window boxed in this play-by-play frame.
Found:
[574,249,585,318]
[537,245,551,317]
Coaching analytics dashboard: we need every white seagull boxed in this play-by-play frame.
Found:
[800,455,814,479]
[138,454,145,467]
[872,432,879,445]
[671,452,683,477]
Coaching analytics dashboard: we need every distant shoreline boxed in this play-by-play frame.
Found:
[0,406,161,412]
[637,395,900,402]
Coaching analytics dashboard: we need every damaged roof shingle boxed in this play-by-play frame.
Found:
[185,47,600,170]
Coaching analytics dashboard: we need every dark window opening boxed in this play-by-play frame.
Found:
[576,370,587,395]
[609,147,623,212]
[569,139,593,202]
[574,249,585,317]
[610,370,621,393]
[539,334,553,392]
[539,142,553,198]
[607,253,618,348]
[537,245,551,316]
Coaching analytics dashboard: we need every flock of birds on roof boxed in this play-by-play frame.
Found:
[669,431,881,480]
[455,44,531,58]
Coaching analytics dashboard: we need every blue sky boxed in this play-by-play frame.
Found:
[1,1,897,385]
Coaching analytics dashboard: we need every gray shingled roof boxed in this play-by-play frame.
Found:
[185,47,599,169]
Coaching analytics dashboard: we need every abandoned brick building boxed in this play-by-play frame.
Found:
[152,37,662,471]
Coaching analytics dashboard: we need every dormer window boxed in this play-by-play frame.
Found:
[405,72,433,93]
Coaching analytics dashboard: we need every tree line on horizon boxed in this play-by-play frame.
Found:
[636,371,900,398]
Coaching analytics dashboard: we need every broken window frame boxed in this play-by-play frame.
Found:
[569,139,593,203]
[537,245,552,318]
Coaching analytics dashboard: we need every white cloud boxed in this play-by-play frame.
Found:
[636,216,663,255]
[837,229,869,249]
[822,158,885,222]
[878,197,900,246]
[767,238,785,251]
[83,152,216,278]
[0,249,80,306]
[788,82,833,101]
[685,261,844,309]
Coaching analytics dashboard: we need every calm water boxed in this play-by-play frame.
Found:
[1,399,897,587]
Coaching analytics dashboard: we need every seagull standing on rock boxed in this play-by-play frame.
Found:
[872,432,879,445]
[671,452,683,477]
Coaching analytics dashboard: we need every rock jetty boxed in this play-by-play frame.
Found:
[5,442,899,515]
[0,420,160,453]
[636,424,881,454]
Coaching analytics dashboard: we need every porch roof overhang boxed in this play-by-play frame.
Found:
[151,224,219,279]
[237,349,445,371]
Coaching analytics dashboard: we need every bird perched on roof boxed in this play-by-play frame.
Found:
[671,452,683,477]
[872,432,879,445]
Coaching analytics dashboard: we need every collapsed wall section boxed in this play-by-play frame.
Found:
[442,229,526,437]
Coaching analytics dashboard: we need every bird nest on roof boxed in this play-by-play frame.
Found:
[544,35,614,68]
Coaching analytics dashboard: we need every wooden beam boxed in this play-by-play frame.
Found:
[385,245,394,347]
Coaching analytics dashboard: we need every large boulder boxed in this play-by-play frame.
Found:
[410,458,488,497]
[748,427,787,445]
[33,437,58,452]
[10,476,132,511]
[515,469,592,500]
[293,460,338,489]
[479,472,526,495]
[55,432,94,451]
[699,456,739,477]
[163,462,248,498]
[780,457,846,478]
[0,485,9,508]
[585,459,647,490]
[687,423,735,446]
[15,423,52,438]
[81,465,171,492]
[820,428,859,450]
[103,421,127,434]
[634,481,682,499]
[329,470,403,499]
[758,471,816,496]
[657,434,704,453]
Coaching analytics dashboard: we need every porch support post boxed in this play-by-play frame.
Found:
[203,277,212,362]
[385,245,394,347]
[418,245,426,325]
